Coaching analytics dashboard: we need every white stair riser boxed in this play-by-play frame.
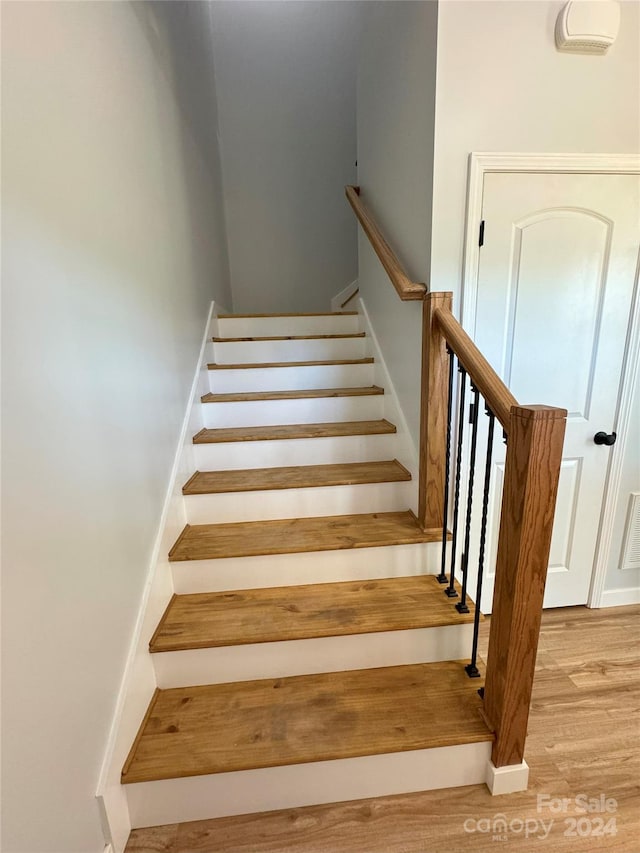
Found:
[171,543,441,593]
[153,624,474,688]
[192,433,398,470]
[208,363,374,394]
[210,337,366,364]
[126,741,491,827]
[183,480,413,524]
[218,314,360,337]
[202,395,383,428]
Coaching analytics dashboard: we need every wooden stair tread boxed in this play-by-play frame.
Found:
[121,661,493,783]
[169,511,439,562]
[150,575,477,652]
[212,332,365,342]
[193,420,397,444]
[182,460,411,495]
[201,386,383,404]
[207,358,373,370]
[218,312,358,318]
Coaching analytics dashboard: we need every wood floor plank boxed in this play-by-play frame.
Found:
[212,333,365,342]
[150,575,476,652]
[127,605,640,853]
[201,386,384,404]
[121,660,493,783]
[168,511,440,562]
[207,358,373,370]
[192,420,397,444]
[182,460,411,495]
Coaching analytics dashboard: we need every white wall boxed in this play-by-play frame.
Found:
[431,0,640,304]
[1,3,230,852]
[430,0,640,600]
[603,377,640,596]
[356,0,439,444]
[211,0,361,314]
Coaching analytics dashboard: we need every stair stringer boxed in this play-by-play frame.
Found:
[357,296,420,516]
[96,301,226,853]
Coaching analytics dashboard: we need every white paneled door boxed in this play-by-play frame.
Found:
[469,171,640,609]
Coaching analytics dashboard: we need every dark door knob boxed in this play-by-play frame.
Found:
[594,431,617,446]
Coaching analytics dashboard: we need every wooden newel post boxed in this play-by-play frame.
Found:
[418,291,453,531]
[483,404,567,767]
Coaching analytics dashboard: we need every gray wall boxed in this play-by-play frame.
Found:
[357,0,439,443]
[1,3,229,851]
[211,0,361,313]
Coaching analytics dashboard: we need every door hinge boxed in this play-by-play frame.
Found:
[479,220,485,247]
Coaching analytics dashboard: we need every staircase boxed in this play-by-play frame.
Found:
[121,310,494,829]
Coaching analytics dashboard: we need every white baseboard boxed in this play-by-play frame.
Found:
[358,297,420,513]
[126,741,491,827]
[95,301,219,853]
[598,586,640,607]
[331,278,359,312]
[209,303,229,339]
[485,760,529,795]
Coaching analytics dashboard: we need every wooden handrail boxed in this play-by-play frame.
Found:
[433,307,518,431]
[345,186,426,301]
[344,175,565,778]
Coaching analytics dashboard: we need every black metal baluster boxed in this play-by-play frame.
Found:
[466,405,496,678]
[446,365,467,598]
[437,346,456,584]
[456,384,480,614]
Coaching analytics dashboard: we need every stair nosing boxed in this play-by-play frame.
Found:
[149,576,478,653]
[218,312,358,318]
[181,460,411,496]
[200,386,384,404]
[212,332,365,342]
[168,510,443,562]
[207,358,373,370]
[192,419,397,445]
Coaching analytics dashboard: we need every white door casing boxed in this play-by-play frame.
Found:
[461,155,640,611]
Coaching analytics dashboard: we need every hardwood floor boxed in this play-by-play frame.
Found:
[126,604,640,852]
